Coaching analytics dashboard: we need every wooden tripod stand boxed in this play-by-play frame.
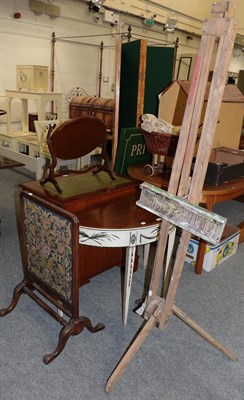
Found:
[105,1,239,392]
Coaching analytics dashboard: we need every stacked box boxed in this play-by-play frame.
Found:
[205,147,244,185]
[185,224,240,272]
[16,65,48,91]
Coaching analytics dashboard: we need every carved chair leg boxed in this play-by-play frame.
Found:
[43,317,105,364]
[40,175,62,194]
[92,164,115,180]
[0,280,26,317]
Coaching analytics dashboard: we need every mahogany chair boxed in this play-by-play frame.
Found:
[41,116,114,193]
[0,191,104,363]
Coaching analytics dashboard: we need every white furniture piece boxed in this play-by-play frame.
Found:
[0,90,63,179]
[16,65,48,91]
[5,90,62,133]
[0,145,45,179]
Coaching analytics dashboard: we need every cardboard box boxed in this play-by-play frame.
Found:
[16,65,48,91]
[205,147,244,185]
[158,80,244,150]
[185,224,240,272]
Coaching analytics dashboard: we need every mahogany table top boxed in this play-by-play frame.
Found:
[127,163,244,209]
[76,189,159,230]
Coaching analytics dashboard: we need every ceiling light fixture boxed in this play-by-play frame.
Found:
[163,16,178,33]
[88,0,105,13]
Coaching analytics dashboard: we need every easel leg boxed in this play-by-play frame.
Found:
[106,232,190,391]
[172,305,238,361]
[106,231,238,392]
[105,314,157,393]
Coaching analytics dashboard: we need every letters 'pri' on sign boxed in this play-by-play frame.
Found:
[114,127,152,176]
[137,182,227,245]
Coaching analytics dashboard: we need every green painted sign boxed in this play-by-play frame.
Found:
[114,127,152,176]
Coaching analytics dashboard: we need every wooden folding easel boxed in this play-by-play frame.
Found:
[105,2,238,392]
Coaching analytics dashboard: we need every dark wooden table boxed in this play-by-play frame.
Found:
[128,163,244,274]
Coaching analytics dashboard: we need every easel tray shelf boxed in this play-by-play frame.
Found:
[137,182,226,245]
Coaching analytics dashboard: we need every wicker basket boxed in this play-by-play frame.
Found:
[141,128,179,157]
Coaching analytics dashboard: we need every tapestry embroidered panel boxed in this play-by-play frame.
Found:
[23,197,73,303]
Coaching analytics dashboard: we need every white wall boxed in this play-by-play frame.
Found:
[0,0,117,120]
[0,0,243,131]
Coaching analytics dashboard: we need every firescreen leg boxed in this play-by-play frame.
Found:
[0,280,26,317]
[43,317,105,364]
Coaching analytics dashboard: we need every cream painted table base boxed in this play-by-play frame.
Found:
[78,198,176,325]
